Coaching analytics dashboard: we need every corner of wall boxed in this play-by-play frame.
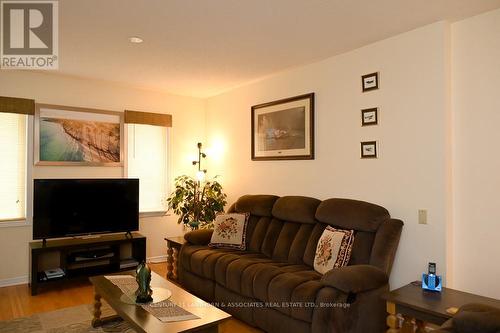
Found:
[443,21,455,288]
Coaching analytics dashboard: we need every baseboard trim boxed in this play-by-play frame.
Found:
[0,275,28,287]
[147,255,168,264]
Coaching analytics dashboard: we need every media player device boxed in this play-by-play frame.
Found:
[422,262,442,292]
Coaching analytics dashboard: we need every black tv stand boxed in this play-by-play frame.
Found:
[29,232,146,295]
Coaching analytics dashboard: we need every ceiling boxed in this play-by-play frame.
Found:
[55,0,500,98]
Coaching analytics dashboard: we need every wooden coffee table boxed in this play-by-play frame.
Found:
[89,271,231,333]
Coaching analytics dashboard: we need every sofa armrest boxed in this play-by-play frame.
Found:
[320,264,388,294]
[184,229,213,245]
[453,303,500,333]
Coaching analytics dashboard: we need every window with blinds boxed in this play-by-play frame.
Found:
[0,113,27,221]
[127,123,168,213]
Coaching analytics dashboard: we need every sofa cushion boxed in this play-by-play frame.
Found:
[320,264,388,293]
[234,195,279,217]
[180,244,208,272]
[269,270,324,322]
[313,226,354,274]
[209,213,249,250]
[303,223,327,266]
[272,196,321,224]
[251,264,315,300]
[349,231,375,265]
[247,216,272,252]
[223,256,278,296]
[315,198,389,232]
[214,251,270,286]
[178,268,216,301]
[252,264,323,322]
[214,261,324,323]
[184,229,213,245]
[288,224,315,264]
[369,219,404,274]
[239,260,290,298]
[263,219,316,263]
[261,218,284,257]
[272,222,302,261]
[181,245,237,279]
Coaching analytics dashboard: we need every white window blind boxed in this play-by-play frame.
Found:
[127,124,168,213]
[0,113,27,221]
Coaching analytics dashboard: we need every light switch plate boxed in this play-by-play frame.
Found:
[418,209,427,224]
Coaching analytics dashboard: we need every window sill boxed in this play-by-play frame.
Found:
[0,218,31,228]
[139,211,169,218]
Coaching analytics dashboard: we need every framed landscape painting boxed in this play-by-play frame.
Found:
[251,93,314,160]
[34,104,124,166]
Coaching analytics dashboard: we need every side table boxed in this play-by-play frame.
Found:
[164,236,186,281]
[382,281,500,333]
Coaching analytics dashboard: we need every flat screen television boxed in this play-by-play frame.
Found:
[33,179,139,240]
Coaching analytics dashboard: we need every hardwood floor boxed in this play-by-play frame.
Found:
[0,262,261,333]
[0,279,94,321]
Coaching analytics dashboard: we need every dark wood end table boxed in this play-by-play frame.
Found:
[164,236,186,281]
[382,281,500,333]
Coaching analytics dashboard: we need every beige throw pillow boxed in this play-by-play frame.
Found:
[313,226,355,274]
[209,213,249,250]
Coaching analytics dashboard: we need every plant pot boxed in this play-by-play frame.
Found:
[188,220,201,230]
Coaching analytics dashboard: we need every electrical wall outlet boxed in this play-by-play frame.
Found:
[418,209,427,224]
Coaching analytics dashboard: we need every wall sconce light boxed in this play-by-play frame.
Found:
[192,142,207,182]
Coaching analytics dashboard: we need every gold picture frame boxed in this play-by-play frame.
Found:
[251,93,315,161]
[34,104,124,166]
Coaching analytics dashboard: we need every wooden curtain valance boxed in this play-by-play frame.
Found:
[124,110,172,127]
[0,96,35,115]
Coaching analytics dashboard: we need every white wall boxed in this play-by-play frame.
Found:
[0,71,205,281]
[206,22,452,289]
[452,8,500,298]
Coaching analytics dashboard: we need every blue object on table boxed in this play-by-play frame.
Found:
[422,273,442,292]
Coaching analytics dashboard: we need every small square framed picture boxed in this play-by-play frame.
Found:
[361,72,379,92]
[361,108,378,126]
[361,141,377,158]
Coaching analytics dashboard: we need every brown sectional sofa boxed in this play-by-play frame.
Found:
[178,195,403,333]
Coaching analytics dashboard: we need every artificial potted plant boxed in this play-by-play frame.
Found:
[166,143,227,230]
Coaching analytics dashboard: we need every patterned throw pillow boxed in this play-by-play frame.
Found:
[313,226,355,274]
[209,213,250,250]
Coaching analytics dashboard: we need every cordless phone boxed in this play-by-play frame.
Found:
[422,262,442,292]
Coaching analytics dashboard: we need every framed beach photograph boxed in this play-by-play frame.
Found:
[251,93,314,160]
[361,107,378,126]
[362,72,379,92]
[360,141,377,159]
[34,104,124,166]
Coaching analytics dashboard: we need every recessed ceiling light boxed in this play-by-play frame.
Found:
[129,36,143,44]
